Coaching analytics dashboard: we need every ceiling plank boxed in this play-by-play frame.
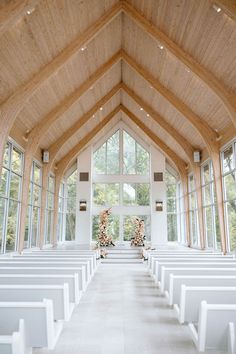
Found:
[56,105,121,177]
[0,0,39,36]
[25,51,121,154]
[121,105,187,174]
[122,83,195,164]
[122,0,236,130]
[214,0,236,22]
[47,83,122,167]
[122,50,219,154]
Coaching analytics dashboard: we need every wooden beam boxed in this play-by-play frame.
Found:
[214,0,236,22]
[0,0,39,36]
[121,105,187,174]
[122,1,236,130]
[122,50,219,154]
[121,83,195,164]
[0,2,122,173]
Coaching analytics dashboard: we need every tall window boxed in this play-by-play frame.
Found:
[222,144,236,251]
[45,174,55,244]
[58,182,65,242]
[166,171,177,241]
[176,182,186,244]
[201,161,220,249]
[25,162,42,248]
[0,141,23,253]
[92,128,150,242]
[65,170,77,241]
[188,174,199,246]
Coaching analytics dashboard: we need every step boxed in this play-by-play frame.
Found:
[106,254,142,259]
[101,258,144,264]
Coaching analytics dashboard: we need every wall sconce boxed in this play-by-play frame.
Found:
[155,200,163,212]
[79,200,87,211]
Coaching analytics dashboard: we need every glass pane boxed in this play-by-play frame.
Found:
[107,131,119,174]
[47,192,54,210]
[33,184,41,207]
[0,198,6,251]
[214,206,221,250]
[93,184,119,206]
[66,213,75,241]
[5,200,19,252]
[205,206,213,248]
[123,215,150,242]
[136,144,149,175]
[189,192,196,210]
[9,173,21,200]
[11,147,22,174]
[48,176,55,193]
[226,201,236,251]
[123,183,136,206]
[203,183,212,206]
[224,173,236,201]
[31,206,39,247]
[24,206,30,249]
[167,214,177,241]
[94,143,106,174]
[0,168,9,197]
[188,175,195,192]
[67,197,75,213]
[57,213,63,242]
[190,210,198,245]
[136,184,150,206]
[203,163,211,184]
[123,131,136,174]
[223,146,234,174]
[167,198,176,213]
[34,164,41,186]
[3,143,10,168]
[46,210,53,244]
[92,214,119,242]
[59,183,64,197]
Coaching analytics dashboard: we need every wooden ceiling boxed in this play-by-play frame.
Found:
[1,0,236,175]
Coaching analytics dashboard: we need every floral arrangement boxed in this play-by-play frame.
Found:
[97,208,115,247]
[131,217,146,247]
[100,249,108,259]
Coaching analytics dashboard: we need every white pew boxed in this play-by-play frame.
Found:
[228,322,236,354]
[168,275,236,306]
[0,274,80,305]
[161,267,236,293]
[176,285,236,324]
[0,319,31,354]
[0,299,62,349]
[11,256,95,277]
[155,261,236,283]
[189,301,236,352]
[0,284,73,321]
[0,260,91,284]
[0,267,86,292]
[29,250,99,265]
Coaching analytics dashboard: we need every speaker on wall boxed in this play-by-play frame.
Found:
[154,172,163,182]
[42,150,50,163]
[80,172,89,181]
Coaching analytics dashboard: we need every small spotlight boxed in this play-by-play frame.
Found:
[100,107,103,111]
[80,46,87,52]
[158,44,164,50]
[147,114,150,117]
[140,107,143,111]
[213,4,221,12]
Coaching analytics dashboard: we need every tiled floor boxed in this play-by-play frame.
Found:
[34,263,226,354]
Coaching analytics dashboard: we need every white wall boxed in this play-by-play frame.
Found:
[76,146,92,245]
[150,146,167,246]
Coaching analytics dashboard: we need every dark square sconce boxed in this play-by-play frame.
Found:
[79,200,87,211]
[155,200,163,211]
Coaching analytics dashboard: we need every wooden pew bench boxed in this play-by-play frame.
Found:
[175,285,236,324]
[0,299,62,350]
[0,274,80,305]
[0,284,73,321]
[0,319,31,354]
[0,267,86,292]
[189,301,236,352]
[168,274,236,306]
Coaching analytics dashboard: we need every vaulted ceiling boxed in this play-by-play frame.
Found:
[0,0,236,175]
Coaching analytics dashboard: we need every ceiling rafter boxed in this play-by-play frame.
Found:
[121,83,195,164]
[25,51,121,155]
[122,50,219,154]
[56,105,121,177]
[0,0,39,36]
[122,0,236,130]
[0,2,122,166]
[46,83,122,169]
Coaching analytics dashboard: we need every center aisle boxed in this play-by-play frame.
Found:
[34,263,221,354]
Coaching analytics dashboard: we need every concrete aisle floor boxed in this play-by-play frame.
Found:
[34,263,226,354]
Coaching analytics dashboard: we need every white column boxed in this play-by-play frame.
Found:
[150,146,167,247]
[76,146,92,246]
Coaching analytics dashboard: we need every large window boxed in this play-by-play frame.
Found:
[57,182,66,242]
[44,174,55,244]
[222,144,236,251]
[188,174,199,246]
[92,128,150,243]
[176,182,186,244]
[65,170,77,241]
[25,162,42,248]
[166,171,177,242]
[201,161,220,249]
[0,141,23,253]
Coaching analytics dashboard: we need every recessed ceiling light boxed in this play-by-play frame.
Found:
[89,86,94,90]
[80,46,87,52]
[158,44,164,50]
[150,86,153,89]
[212,4,221,12]
[93,114,95,118]
[100,107,103,111]
[147,114,150,117]
[26,8,35,15]
[185,68,191,73]
[140,107,143,111]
